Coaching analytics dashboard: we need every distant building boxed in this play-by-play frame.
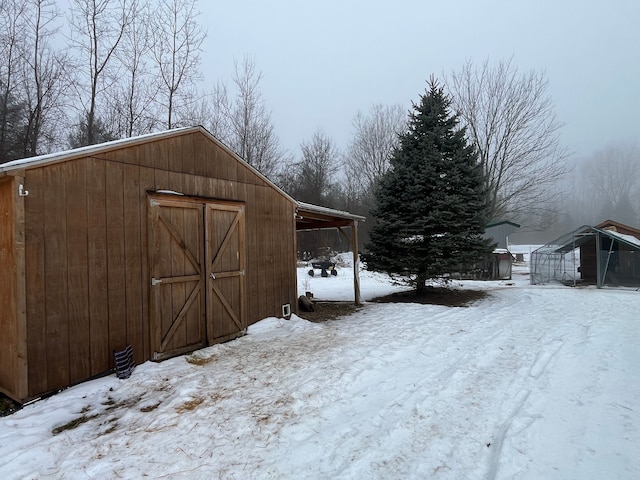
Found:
[483,221,520,280]
[483,220,521,249]
[530,219,640,288]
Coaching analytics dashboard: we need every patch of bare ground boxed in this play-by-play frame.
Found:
[0,394,19,417]
[297,302,363,322]
[297,288,488,322]
[372,286,489,307]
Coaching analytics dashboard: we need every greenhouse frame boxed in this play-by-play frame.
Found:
[530,220,640,288]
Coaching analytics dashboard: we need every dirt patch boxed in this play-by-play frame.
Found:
[297,288,488,322]
[0,394,20,417]
[372,286,489,307]
[297,302,362,322]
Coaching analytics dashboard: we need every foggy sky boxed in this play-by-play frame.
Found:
[200,0,639,160]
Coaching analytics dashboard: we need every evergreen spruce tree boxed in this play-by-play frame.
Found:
[365,78,493,292]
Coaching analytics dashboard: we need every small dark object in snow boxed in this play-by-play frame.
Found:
[308,261,338,277]
[486,443,491,447]
[298,295,315,312]
[113,345,135,379]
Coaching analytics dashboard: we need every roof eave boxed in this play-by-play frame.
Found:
[0,125,298,207]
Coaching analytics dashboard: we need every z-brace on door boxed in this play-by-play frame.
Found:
[149,196,246,360]
[206,203,247,344]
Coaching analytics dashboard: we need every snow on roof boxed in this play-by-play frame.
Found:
[0,126,301,207]
[0,126,198,172]
[297,201,365,222]
[606,229,640,248]
[533,224,640,255]
[486,220,521,229]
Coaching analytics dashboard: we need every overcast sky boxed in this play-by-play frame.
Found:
[199,0,639,160]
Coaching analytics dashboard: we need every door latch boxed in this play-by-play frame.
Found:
[209,273,216,280]
[151,277,162,286]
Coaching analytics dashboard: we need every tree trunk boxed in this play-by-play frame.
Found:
[416,274,428,294]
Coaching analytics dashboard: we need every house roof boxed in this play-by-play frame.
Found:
[532,221,640,255]
[486,220,521,229]
[596,219,640,238]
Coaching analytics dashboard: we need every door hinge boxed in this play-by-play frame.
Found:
[151,277,162,286]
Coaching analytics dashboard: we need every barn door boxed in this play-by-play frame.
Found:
[149,197,206,359]
[206,203,247,344]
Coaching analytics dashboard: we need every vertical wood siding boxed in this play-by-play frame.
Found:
[17,130,297,401]
[25,168,47,395]
[66,160,90,384]
[0,178,17,395]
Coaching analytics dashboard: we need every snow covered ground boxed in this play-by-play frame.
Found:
[1,254,639,479]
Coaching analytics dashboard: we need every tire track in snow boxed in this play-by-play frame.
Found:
[326,295,545,479]
[486,389,532,480]
[529,338,565,379]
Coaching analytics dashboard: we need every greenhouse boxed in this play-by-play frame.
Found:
[530,221,640,288]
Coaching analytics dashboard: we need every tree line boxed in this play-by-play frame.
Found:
[0,0,209,158]
[8,1,626,253]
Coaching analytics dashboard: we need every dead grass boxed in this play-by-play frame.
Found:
[52,414,98,435]
[140,402,161,413]
[176,396,204,413]
[185,354,216,366]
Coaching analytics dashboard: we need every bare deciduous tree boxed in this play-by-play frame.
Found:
[228,56,285,178]
[0,0,28,162]
[21,0,70,156]
[286,130,341,206]
[107,0,158,137]
[68,0,135,145]
[209,56,287,179]
[150,0,205,129]
[204,80,230,140]
[446,58,569,225]
[569,143,640,226]
[344,103,406,198]
[285,130,347,257]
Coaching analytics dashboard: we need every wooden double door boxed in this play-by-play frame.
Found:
[148,196,246,360]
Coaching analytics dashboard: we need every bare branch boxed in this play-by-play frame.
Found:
[150,0,205,129]
[211,55,287,179]
[344,103,406,198]
[68,0,137,145]
[446,58,569,226]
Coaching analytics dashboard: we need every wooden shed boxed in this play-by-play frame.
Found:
[483,220,521,250]
[0,126,302,402]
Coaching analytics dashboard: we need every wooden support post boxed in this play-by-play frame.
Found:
[595,231,602,289]
[352,222,361,305]
[293,212,299,316]
[338,223,361,305]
